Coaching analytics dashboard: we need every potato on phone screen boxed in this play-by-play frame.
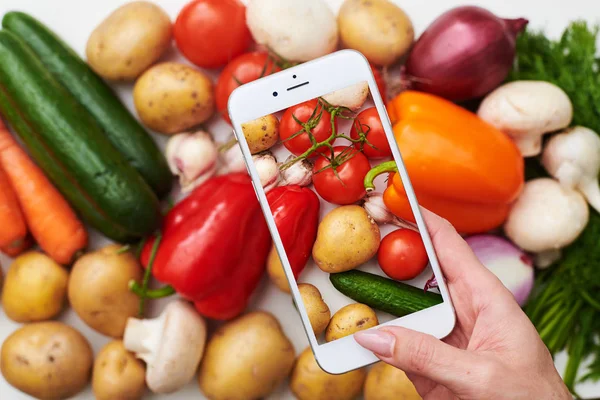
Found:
[325,303,379,342]
[298,283,331,336]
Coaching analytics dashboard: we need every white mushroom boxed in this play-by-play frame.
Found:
[542,126,600,213]
[166,130,217,192]
[246,0,338,62]
[477,81,573,157]
[321,81,369,111]
[123,300,207,394]
[504,178,589,255]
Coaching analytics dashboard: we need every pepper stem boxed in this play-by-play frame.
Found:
[364,161,398,191]
[129,281,176,299]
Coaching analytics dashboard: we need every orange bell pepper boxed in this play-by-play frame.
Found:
[365,91,524,234]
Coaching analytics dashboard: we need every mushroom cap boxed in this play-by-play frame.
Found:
[504,178,589,252]
[542,126,600,183]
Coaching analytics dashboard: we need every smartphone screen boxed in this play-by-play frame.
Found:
[241,80,444,345]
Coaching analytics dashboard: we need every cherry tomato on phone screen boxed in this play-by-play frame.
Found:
[378,229,429,281]
[313,146,371,205]
[216,52,279,123]
[280,100,337,156]
[370,64,386,102]
[350,107,392,158]
[174,0,251,69]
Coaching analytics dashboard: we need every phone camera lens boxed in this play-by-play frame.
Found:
[273,91,278,97]
[293,74,297,79]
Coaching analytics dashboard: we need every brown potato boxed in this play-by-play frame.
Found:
[326,303,379,342]
[241,114,280,154]
[291,347,366,400]
[68,244,142,338]
[267,244,290,292]
[298,283,330,337]
[86,1,172,80]
[364,362,422,400]
[0,322,93,400]
[312,205,380,273]
[198,312,295,400]
[338,0,414,66]
[1,252,69,323]
[92,341,146,400]
[133,62,215,135]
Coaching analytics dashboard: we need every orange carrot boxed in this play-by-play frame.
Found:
[0,162,27,250]
[1,235,33,257]
[0,119,88,264]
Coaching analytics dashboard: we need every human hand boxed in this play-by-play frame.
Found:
[354,209,571,400]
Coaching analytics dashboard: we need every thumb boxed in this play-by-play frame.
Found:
[355,327,488,393]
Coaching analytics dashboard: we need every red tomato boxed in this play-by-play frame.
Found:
[312,146,371,205]
[280,100,337,156]
[350,107,392,158]
[216,52,279,123]
[378,229,429,281]
[371,64,387,102]
[174,0,251,69]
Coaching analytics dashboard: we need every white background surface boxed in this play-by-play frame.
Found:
[0,0,598,398]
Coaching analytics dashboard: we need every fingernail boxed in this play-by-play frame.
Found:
[354,329,395,357]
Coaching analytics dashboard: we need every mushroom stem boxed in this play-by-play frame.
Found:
[123,315,165,364]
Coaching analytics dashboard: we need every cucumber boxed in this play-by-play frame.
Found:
[329,270,443,317]
[2,11,172,197]
[0,29,160,242]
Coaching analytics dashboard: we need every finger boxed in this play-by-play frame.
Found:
[355,327,488,394]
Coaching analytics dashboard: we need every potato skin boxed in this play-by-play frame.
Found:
[338,0,414,66]
[68,244,142,338]
[267,244,291,292]
[312,205,381,273]
[326,303,379,342]
[298,283,331,337]
[364,362,422,400]
[86,1,171,80]
[92,341,146,400]
[290,347,366,400]
[0,322,93,400]
[133,62,215,134]
[1,252,69,323]
[241,114,280,154]
[198,311,295,400]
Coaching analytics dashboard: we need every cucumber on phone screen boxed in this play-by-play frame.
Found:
[228,50,455,374]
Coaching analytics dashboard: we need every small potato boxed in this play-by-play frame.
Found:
[298,284,330,336]
[68,244,143,338]
[291,347,366,400]
[325,303,379,342]
[93,341,146,400]
[198,312,295,400]
[134,62,215,135]
[1,322,93,400]
[313,205,381,273]
[267,244,291,292]
[241,114,280,154]
[2,252,69,323]
[364,362,421,400]
[87,1,171,80]
[338,0,414,66]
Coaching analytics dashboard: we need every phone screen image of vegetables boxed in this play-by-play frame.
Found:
[243,81,443,345]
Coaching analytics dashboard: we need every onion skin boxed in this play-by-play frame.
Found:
[404,6,527,101]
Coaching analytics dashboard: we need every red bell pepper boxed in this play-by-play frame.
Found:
[266,185,320,280]
[140,173,271,319]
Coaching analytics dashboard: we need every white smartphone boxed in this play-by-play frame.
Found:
[228,50,455,374]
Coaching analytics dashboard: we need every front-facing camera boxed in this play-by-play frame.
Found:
[273,91,278,97]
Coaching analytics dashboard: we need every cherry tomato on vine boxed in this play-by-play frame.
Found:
[378,229,429,281]
[216,52,280,123]
[312,146,371,205]
[280,99,337,156]
[174,0,251,69]
[371,64,387,102]
[350,107,392,158]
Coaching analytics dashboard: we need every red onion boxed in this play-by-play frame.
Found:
[403,6,528,101]
[466,234,534,306]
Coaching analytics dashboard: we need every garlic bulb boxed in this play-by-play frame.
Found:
[218,138,247,175]
[362,192,417,230]
[253,152,279,192]
[279,155,313,187]
[166,130,217,192]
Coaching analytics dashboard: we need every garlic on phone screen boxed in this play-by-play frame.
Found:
[166,130,217,192]
[279,155,313,187]
[253,152,279,192]
[361,192,417,230]
[542,126,600,213]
